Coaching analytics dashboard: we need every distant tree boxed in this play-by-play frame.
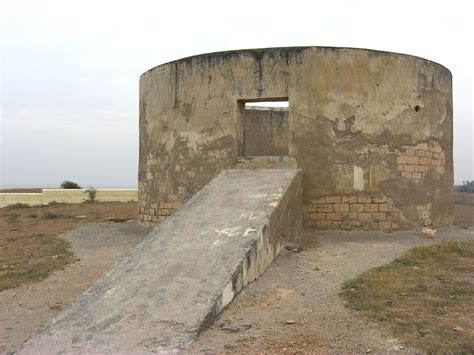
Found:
[455,180,474,193]
[60,180,81,189]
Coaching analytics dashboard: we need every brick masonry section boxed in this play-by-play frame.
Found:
[139,200,183,224]
[139,152,189,225]
[305,194,433,231]
[356,141,445,182]
[396,142,445,181]
[140,140,448,228]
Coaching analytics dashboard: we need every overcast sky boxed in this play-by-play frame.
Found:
[0,0,472,188]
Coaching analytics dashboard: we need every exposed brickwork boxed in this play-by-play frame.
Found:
[417,203,433,227]
[396,142,445,181]
[355,141,445,182]
[139,152,187,225]
[140,141,448,228]
[305,194,434,231]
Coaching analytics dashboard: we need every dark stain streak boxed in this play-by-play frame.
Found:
[250,50,265,97]
[174,62,179,109]
[142,46,451,79]
[207,75,213,98]
[207,56,212,99]
[284,49,290,66]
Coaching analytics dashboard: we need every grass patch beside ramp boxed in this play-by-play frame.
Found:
[341,241,474,352]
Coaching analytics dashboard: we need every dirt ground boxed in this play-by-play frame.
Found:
[0,202,139,291]
[0,195,473,353]
[0,222,151,353]
[454,192,474,227]
[191,227,474,353]
[339,240,474,353]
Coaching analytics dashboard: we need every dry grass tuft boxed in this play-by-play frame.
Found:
[341,241,474,352]
[0,202,138,291]
[5,203,31,209]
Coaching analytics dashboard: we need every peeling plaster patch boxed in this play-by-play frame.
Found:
[351,99,423,135]
[336,117,346,131]
[322,101,353,121]
[353,165,364,191]
[322,101,338,121]
[161,130,177,152]
[222,282,234,308]
[159,130,232,153]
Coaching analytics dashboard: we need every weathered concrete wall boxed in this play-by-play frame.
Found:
[94,189,138,203]
[0,193,43,207]
[235,156,297,170]
[139,47,453,230]
[243,106,289,156]
[0,189,138,207]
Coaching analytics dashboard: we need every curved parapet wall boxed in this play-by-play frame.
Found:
[139,46,453,230]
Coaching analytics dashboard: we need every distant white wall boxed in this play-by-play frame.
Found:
[0,189,138,208]
[41,189,89,204]
[0,193,43,207]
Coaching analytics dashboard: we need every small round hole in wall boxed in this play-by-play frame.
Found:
[415,105,421,112]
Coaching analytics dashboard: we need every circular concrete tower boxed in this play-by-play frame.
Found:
[138,46,453,230]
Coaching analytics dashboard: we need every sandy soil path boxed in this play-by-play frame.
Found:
[191,226,474,352]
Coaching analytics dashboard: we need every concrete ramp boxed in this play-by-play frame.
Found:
[21,169,302,353]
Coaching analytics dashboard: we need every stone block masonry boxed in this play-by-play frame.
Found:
[138,151,191,224]
[305,194,434,230]
[355,141,446,182]
[396,142,445,180]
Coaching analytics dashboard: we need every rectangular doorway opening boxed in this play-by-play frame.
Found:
[238,98,289,157]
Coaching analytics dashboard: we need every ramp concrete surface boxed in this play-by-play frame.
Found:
[21,169,302,353]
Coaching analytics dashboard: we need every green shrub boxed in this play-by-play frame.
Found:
[42,211,71,220]
[85,186,97,202]
[60,181,81,189]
